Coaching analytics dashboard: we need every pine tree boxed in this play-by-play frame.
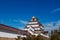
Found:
[16,36,21,40]
[57,29,60,40]
[16,31,21,40]
[36,35,44,40]
[31,35,36,40]
[26,36,31,40]
[50,29,60,40]
[22,37,27,40]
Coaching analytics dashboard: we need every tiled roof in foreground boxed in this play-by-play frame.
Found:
[0,24,30,36]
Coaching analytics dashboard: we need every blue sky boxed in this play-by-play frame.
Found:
[0,0,60,30]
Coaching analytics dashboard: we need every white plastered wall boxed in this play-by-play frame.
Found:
[0,31,26,38]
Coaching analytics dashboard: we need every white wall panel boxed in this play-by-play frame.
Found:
[0,31,26,38]
[0,31,18,38]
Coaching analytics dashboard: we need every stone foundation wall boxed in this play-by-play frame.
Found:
[0,37,16,40]
[0,37,50,40]
[43,37,50,40]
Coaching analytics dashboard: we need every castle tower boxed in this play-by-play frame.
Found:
[24,16,44,34]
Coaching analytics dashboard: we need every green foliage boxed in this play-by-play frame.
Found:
[16,36,21,40]
[26,36,32,40]
[22,35,44,40]
[22,37,26,40]
[50,30,60,40]
[31,35,36,40]
[36,35,44,40]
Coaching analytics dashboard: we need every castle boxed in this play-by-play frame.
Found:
[24,16,49,37]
